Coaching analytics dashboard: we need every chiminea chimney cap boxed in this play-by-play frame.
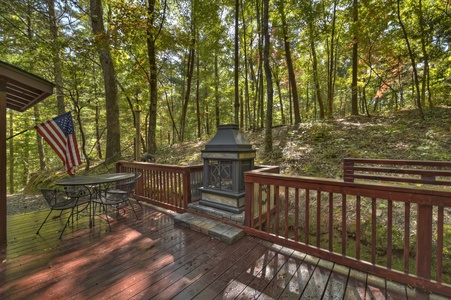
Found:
[202,124,255,152]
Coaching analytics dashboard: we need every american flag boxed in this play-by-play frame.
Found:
[35,111,81,176]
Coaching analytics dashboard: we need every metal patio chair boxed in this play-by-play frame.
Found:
[103,172,143,208]
[36,188,90,239]
[92,174,141,231]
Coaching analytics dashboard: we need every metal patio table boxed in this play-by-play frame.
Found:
[55,173,135,227]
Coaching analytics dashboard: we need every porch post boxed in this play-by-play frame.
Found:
[0,79,7,244]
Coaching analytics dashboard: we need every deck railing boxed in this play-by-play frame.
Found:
[116,160,451,296]
[343,158,451,186]
[244,167,451,296]
[116,161,203,213]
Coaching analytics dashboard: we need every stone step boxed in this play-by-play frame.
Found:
[174,212,245,245]
[187,202,245,225]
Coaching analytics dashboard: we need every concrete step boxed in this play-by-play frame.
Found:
[187,202,245,225]
[174,212,244,244]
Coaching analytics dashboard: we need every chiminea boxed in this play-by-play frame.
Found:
[199,124,256,213]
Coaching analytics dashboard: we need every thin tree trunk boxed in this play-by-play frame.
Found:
[249,56,257,129]
[418,0,432,108]
[263,0,273,157]
[278,0,300,124]
[397,0,424,119]
[164,90,179,140]
[256,0,264,129]
[95,104,102,159]
[180,41,195,142]
[351,0,359,115]
[309,23,325,119]
[275,77,285,124]
[234,0,240,126]
[215,54,220,127]
[241,0,250,130]
[327,0,337,119]
[196,52,201,139]
[146,0,159,153]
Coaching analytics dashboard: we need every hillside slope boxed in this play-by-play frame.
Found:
[155,107,451,179]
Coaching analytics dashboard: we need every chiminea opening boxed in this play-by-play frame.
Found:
[199,124,256,213]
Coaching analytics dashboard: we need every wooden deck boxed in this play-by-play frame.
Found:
[0,203,441,299]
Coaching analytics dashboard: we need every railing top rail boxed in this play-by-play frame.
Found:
[117,161,203,173]
[245,170,451,206]
[346,166,451,176]
[344,158,451,167]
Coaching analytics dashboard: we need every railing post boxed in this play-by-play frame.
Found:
[416,203,433,279]
[183,168,191,210]
[244,173,254,228]
[343,158,354,183]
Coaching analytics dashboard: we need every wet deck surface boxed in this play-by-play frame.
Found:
[0,203,440,299]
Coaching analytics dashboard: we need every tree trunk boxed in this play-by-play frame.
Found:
[275,76,285,124]
[180,36,196,142]
[278,0,301,124]
[95,105,103,159]
[263,0,273,157]
[327,0,337,119]
[309,23,325,119]
[351,0,359,115]
[215,54,220,127]
[164,90,179,140]
[146,0,158,153]
[256,0,264,129]
[234,0,240,126]
[249,56,257,129]
[417,0,432,108]
[196,53,201,139]
[397,0,424,119]
[90,0,121,160]
[241,0,250,130]
[46,0,66,115]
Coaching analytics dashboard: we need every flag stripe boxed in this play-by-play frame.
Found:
[35,112,81,176]
[36,121,66,160]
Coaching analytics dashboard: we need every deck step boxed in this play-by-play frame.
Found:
[187,202,245,225]
[174,213,244,244]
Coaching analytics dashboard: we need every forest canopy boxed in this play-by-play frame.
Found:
[1,0,450,193]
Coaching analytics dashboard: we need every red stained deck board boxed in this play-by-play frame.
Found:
[0,204,436,300]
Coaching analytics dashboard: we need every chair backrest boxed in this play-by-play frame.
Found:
[40,188,59,207]
[125,179,138,194]
[114,172,141,191]
[41,188,85,208]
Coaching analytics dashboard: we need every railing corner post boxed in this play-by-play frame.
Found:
[244,173,253,228]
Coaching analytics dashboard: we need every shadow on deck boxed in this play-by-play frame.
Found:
[0,203,441,299]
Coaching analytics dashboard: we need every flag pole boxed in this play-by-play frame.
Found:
[6,129,29,140]
[7,111,73,140]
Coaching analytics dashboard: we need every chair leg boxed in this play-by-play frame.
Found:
[94,202,112,231]
[135,198,143,209]
[36,209,54,234]
[59,207,77,239]
[103,207,112,231]
[127,199,139,220]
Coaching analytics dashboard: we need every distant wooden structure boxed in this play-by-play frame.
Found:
[0,60,54,244]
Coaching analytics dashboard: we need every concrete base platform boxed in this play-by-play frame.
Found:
[188,202,245,225]
[174,212,245,244]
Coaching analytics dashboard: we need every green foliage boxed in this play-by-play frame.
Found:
[2,0,451,192]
